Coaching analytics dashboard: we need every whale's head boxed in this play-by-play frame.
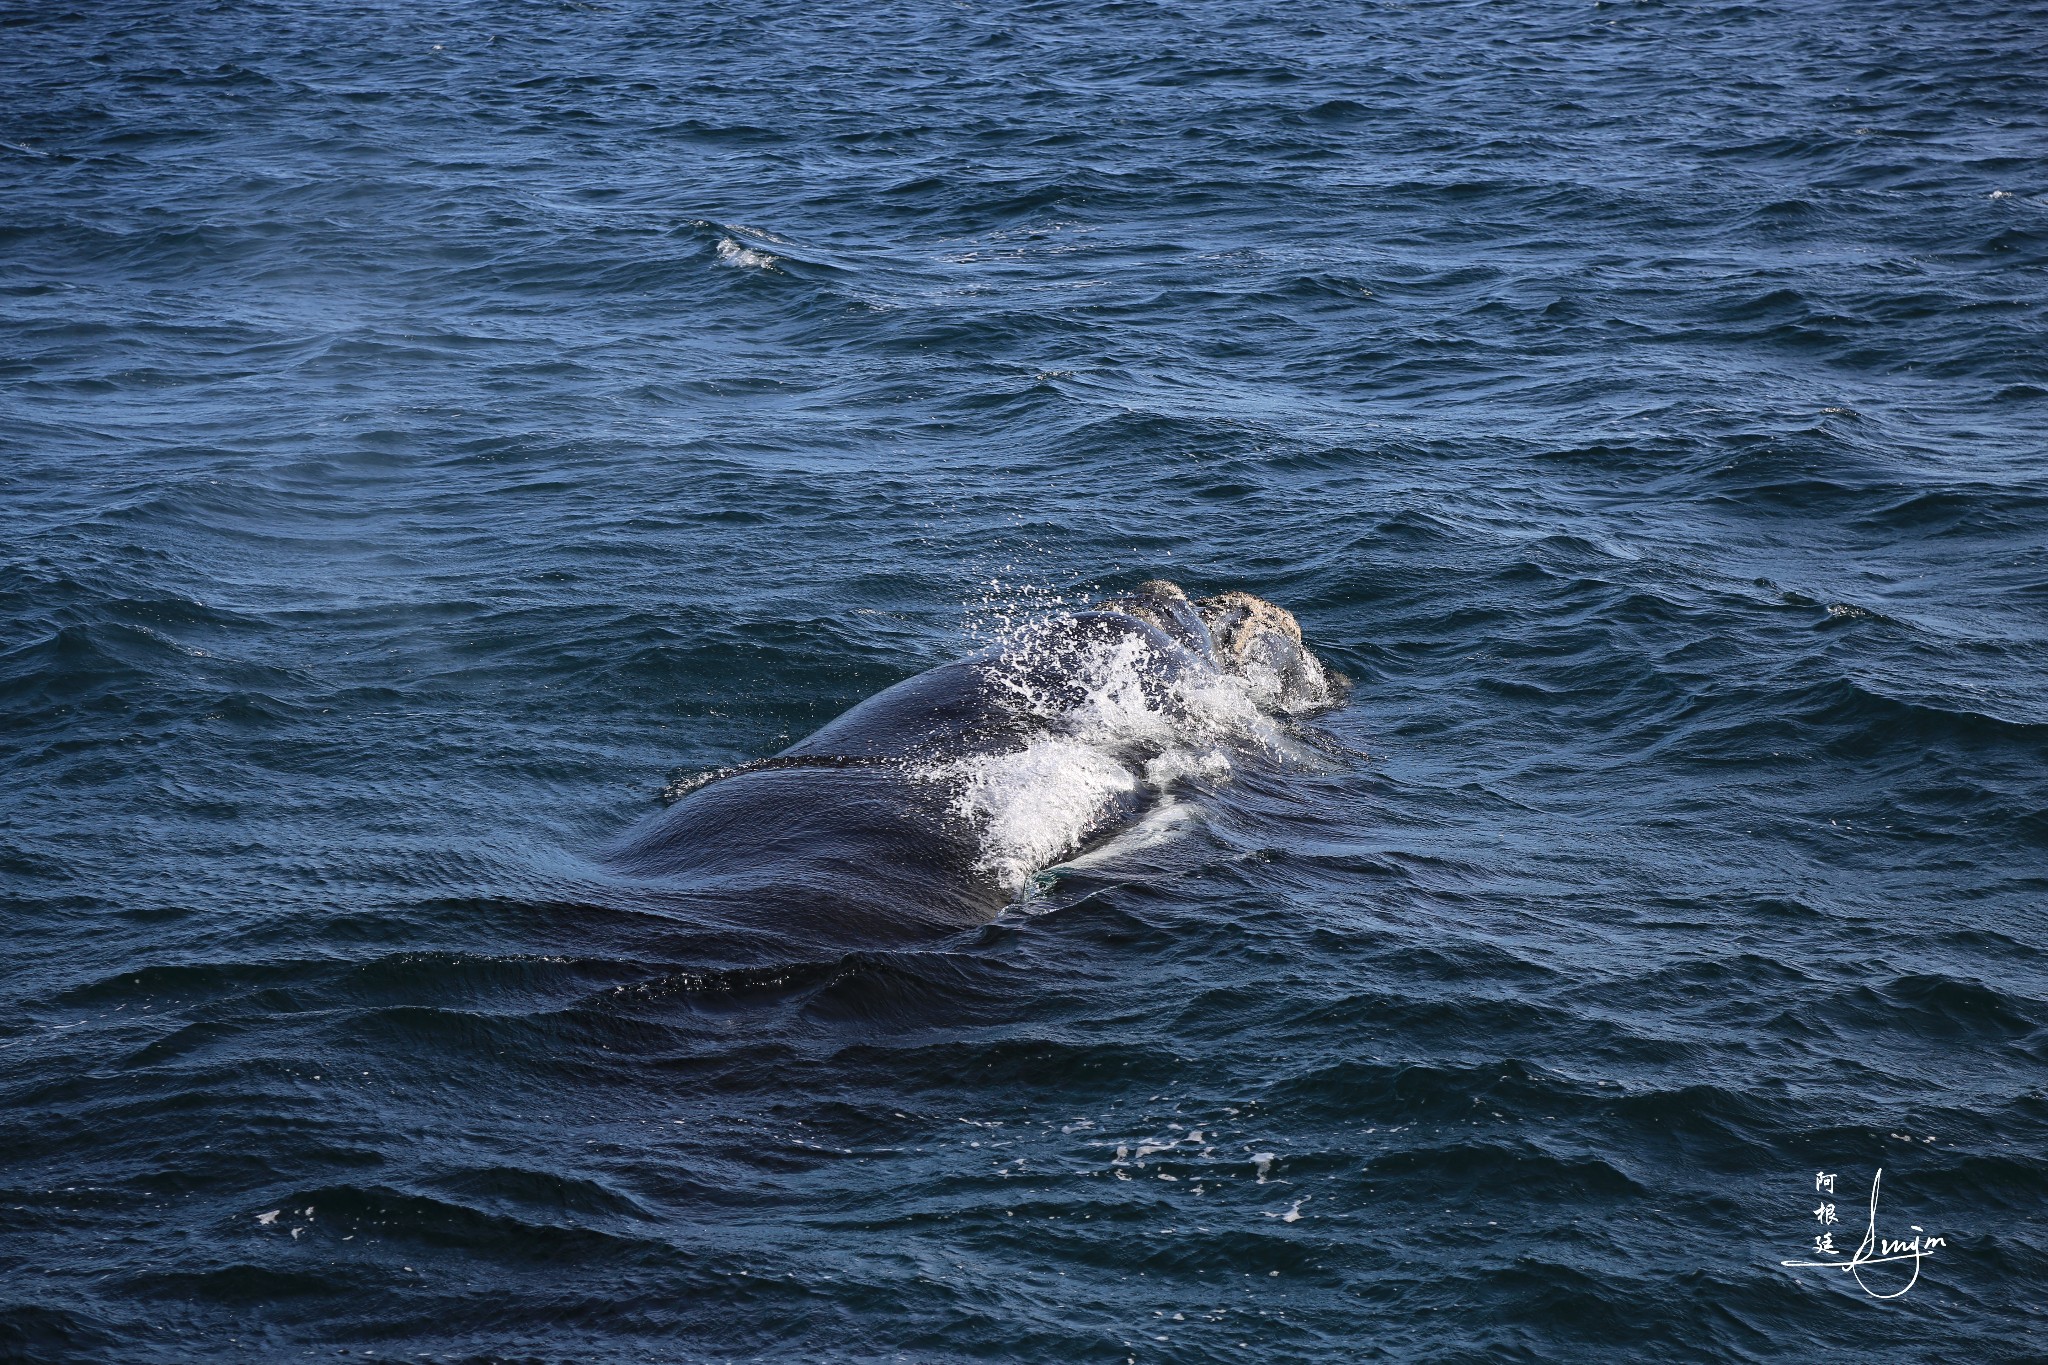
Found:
[1196,590,1337,713]
[1099,579,1217,666]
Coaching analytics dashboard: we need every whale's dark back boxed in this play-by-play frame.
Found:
[610,764,1006,947]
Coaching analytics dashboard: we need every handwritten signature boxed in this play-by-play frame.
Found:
[1780,1168,1945,1300]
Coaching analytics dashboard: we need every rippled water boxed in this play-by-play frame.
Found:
[4,1,2046,1359]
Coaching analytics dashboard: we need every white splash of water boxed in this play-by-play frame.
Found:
[919,611,1308,897]
[944,737,1142,897]
[960,573,1079,650]
[1233,643,1333,716]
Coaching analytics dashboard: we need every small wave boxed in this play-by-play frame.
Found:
[714,236,776,270]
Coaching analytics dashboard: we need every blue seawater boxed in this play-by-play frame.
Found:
[3,1,2045,1359]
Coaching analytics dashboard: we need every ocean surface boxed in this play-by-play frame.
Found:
[3,0,2045,1359]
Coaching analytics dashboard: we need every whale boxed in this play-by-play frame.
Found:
[604,581,1339,951]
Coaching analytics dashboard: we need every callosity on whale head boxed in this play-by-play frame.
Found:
[1196,589,1338,713]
